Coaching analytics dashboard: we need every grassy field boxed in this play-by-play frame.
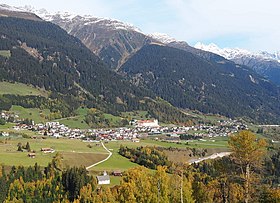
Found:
[0,131,230,173]
[56,108,124,129]
[89,137,229,172]
[62,152,107,168]
[0,50,11,58]
[10,105,51,123]
[56,108,89,129]
[109,176,122,186]
[56,117,90,129]
[163,147,229,163]
[0,128,38,137]
[183,110,229,124]
[0,123,15,130]
[0,137,107,167]
[141,136,229,149]
[92,141,144,172]
[104,113,123,125]
[0,81,48,96]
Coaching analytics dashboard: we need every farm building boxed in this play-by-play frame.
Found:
[28,153,36,158]
[132,138,140,143]
[112,170,122,176]
[41,148,55,153]
[97,171,110,185]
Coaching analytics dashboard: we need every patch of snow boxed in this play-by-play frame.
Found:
[148,32,177,44]
[194,42,280,63]
[0,4,26,12]
[34,9,143,32]
[1,4,143,33]
[249,75,257,83]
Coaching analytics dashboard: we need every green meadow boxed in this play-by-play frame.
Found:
[0,81,48,97]
[141,136,229,149]
[55,107,90,129]
[0,50,11,58]
[55,108,124,129]
[10,105,51,123]
[0,137,108,168]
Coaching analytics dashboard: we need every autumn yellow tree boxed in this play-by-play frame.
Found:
[169,172,194,203]
[118,166,156,202]
[153,166,169,203]
[260,186,280,202]
[52,152,63,171]
[229,130,267,203]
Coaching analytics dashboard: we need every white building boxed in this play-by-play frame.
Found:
[97,171,110,185]
[1,132,9,137]
[137,119,159,127]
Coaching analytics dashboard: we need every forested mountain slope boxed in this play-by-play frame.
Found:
[195,43,280,86]
[0,16,192,123]
[121,44,280,123]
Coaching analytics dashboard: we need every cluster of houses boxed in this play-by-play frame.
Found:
[1,111,20,122]
[3,117,248,142]
[189,119,247,137]
[1,112,249,185]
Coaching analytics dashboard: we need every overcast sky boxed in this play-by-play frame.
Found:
[1,0,279,52]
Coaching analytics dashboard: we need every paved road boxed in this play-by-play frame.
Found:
[86,142,112,170]
[188,152,232,164]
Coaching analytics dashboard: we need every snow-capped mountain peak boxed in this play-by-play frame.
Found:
[0,4,26,12]
[259,51,280,62]
[148,33,177,44]
[34,8,143,33]
[0,4,143,33]
[194,42,280,63]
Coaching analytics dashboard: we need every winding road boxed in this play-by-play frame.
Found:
[86,142,112,170]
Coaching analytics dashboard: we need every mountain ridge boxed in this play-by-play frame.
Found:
[0,4,42,21]
[195,42,280,85]
[121,44,280,124]
[1,4,280,124]
[0,13,194,124]
[194,42,280,62]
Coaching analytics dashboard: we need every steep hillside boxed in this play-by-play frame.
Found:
[34,11,228,72]
[121,44,280,124]
[0,16,193,123]
[34,9,280,87]
[195,43,280,86]
[43,13,151,70]
[0,16,147,112]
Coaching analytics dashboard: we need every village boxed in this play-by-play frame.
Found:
[1,110,248,142]
[0,111,248,185]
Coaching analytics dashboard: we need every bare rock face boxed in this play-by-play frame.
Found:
[46,14,151,70]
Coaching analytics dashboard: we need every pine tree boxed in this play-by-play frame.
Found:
[17,142,23,152]
[26,142,31,152]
